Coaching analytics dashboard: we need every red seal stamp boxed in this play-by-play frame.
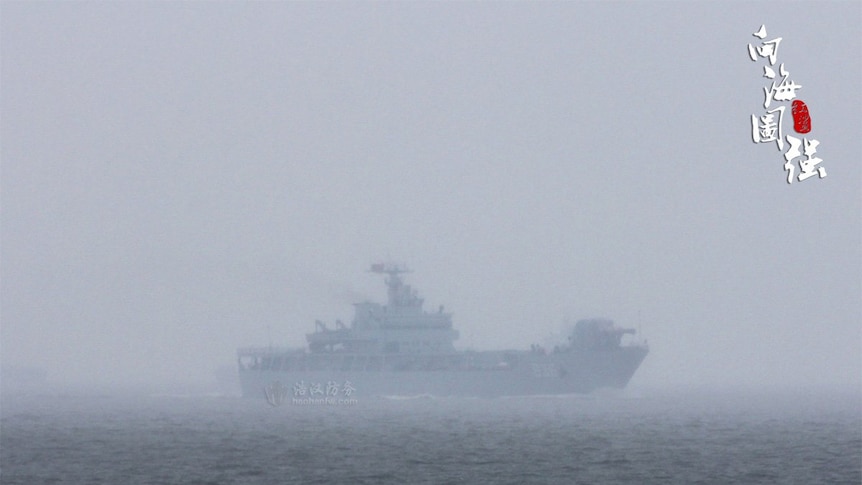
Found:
[791,100,811,134]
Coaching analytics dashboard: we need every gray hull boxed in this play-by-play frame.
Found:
[239,346,648,399]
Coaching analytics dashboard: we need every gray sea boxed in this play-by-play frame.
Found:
[1,389,860,484]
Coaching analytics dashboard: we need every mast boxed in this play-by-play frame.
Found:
[370,263,416,307]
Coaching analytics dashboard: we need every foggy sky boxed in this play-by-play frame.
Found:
[2,2,860,393]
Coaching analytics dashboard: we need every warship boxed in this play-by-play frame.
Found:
[237,263,648,401]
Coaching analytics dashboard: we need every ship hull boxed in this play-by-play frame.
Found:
[238,346,648,400]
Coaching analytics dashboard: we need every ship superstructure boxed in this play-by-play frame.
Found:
[305,263,458,356]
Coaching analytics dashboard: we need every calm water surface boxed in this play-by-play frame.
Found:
[2,389,860,484]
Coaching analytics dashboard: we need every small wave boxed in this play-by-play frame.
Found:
[379,393,437,400]
[146,392,230,399]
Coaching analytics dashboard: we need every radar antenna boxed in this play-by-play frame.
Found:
[369,262,411,276]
